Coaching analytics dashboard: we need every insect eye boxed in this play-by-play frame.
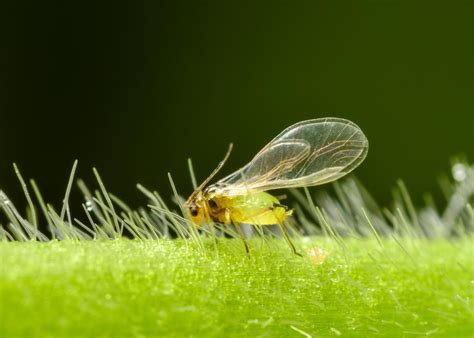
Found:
[190,207,199,217]
[208,199,218,209]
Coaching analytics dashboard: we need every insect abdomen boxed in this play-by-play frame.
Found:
[216,192,289,225]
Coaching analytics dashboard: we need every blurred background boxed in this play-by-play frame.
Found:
[1,1,473,213]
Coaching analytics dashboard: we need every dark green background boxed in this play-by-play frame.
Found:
[1,1,473,211]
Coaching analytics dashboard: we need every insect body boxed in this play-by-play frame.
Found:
[185,117,368,255]
[190,187,290,226]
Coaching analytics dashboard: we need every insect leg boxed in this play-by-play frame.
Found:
[275,214,302,257]
[234,223,250,255]
[208,220,220,247]
[227,209,249,255]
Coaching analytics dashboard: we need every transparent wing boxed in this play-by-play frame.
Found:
[213,117,368,196]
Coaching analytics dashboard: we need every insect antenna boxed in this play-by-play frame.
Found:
[186,143,233,204]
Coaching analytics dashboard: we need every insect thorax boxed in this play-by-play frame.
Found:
[185,188,219,224]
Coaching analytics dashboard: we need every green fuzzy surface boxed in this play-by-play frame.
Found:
[1,237,472,337]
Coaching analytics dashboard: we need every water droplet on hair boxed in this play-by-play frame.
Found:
[452,163,467,182]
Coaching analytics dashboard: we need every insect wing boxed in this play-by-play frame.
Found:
[215,118,368,195]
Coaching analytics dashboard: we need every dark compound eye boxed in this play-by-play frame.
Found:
[208,199,218,209]
[190,207,199,217]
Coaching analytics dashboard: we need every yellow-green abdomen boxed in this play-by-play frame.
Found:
[218,191,289,225]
